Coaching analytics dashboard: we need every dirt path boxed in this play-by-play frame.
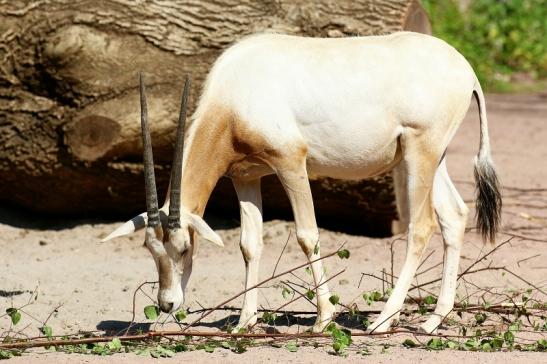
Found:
[1,93,546,362]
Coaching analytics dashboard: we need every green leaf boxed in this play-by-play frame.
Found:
[491,336,504,349]
[329,325,352,354]
[402,339,417,348]
[0,350,14,359]
[173,343,188,352]
[475,312,487,325]
[282,286,292,299]
[362,290,383,306]
[285,341,298,352]
[423,295,437,305]
[329,294,340,305]
[508,321,521,332]
[107,338,122,351]
[337,249,350,259]
[306,289,316,300]
[262,311,276,325]
[465,338,480,350]
[174,310,187,322]
[537,338,547,350]
[198,343,215,353]
[136,348,151,356]
[144,305,160,320]
[7,309,21,326]
[151,345,176,357]
[313,243,320,255]
[426,338,445,351]
[371,291,382,301]
[40,325,53,338]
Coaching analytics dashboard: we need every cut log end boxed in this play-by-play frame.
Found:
[64,115,121,161]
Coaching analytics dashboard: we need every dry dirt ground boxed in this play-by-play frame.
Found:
[1,93,546,363]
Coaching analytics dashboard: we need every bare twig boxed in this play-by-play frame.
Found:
[272,230,291,277]
[180,246,345,332]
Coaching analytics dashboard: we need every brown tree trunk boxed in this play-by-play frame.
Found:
[0,0,430,236]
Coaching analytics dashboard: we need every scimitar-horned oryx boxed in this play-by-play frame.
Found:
[104,32,502,334]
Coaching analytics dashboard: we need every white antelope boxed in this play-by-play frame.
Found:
[104,32,501,334]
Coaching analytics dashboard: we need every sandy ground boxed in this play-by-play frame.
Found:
[1,93,546,363]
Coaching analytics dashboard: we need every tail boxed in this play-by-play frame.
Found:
[472,80,502,244]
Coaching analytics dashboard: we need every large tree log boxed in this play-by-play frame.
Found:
[0,0,430,236]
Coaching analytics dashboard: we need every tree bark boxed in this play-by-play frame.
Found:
[0,0,430,236]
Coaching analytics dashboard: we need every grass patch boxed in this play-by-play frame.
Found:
[421,0,547,92]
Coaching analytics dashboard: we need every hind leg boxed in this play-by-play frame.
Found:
[368,134,439,333]
[392,162,409,235]
[420,159,469,333]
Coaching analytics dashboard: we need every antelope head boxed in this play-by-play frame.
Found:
[138,73,223,313]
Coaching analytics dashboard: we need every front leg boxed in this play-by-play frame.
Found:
[232,178,263,331]
[275,151,335,332]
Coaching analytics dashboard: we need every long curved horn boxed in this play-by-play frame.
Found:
[140,72,160,227]
[168,75,191,230]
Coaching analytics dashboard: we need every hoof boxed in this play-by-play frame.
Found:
[367,321,392,334]
[310,318,331,333]
[231,315,257,333]
[419,317,441,334]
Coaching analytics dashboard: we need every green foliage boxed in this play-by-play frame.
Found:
[261,311,277,325]
[326,323,352,355]
[362,291,383,306]
[174,310,187,322]
[285,341,299,352]
[329,294,340,305]
[0,350,15,360]
[281,286,292,299]
[402,339,418,348]
[196,342,216,353]
[143,305,160,320]
[306,289,316,300]
[150,345,176,358]
[421,0,547,91]
[423,295,437,305]
[40,325,53,338]
[426,337,446,350]
[78,339,125,356]
[337,249,350,259]
[221,338,252,354]
[475,312,487,325]
[5,308,21,326]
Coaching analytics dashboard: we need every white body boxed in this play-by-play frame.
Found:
[106,32,499,335]
[197,32,475,180]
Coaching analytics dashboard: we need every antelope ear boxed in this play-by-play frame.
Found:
[188,213,224,247]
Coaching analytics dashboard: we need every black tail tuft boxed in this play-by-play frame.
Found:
[474,157,502,244]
